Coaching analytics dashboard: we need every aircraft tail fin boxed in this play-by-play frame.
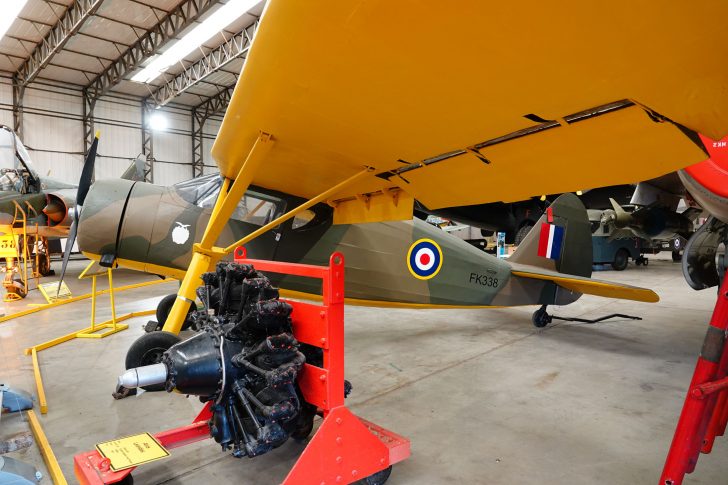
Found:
[508,193,658,303]
[509,193,593,278]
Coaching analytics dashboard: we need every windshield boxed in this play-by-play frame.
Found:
[173,174,286,227]
[0,126,38,193]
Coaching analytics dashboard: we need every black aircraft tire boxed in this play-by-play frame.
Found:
[38,254,52,277]
[125,332,181,391]
[156,294,197,331]
[612,249,629,271]
[514,224,534,246]
[532,308,552,328]
[355,466,392,485]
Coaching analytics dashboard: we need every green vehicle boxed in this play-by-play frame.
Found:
[588,209,648,270]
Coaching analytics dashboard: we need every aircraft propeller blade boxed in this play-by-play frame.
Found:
[77,131,99,207]
[56,217,77,297]
[56,131,99,296]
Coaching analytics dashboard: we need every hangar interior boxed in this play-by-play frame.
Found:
[0,2,728,485]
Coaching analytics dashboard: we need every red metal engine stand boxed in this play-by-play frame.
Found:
[660,273,728,485]
[74,250,410,485]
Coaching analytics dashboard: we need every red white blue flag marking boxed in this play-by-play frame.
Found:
[407,239,444,280]
[537,222,564,260]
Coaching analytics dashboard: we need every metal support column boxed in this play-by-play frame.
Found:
[191,108,206,178]
[140,100,154,183]
[82,89,96,156]
[12,76,24,139]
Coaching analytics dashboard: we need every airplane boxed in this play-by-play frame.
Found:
[67,1,728,482]
[0,125,100,278]
[72,174,657,323]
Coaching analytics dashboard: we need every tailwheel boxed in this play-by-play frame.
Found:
[355,466,392,485]
[532,305,552,328]
[125,331,181,391]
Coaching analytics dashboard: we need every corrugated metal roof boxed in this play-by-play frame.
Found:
[0,0,260,108]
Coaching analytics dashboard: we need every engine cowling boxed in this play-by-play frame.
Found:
[678,135,728,223]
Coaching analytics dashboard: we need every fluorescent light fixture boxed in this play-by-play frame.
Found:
[149,113,168,131]
[132,0,259,84]
[0,0,29,41]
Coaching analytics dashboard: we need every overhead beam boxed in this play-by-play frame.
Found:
[15,0,103,88]
[84,0,221,102]
[150,19,258,108]
[12,0,102,138]
[194,86,234,121]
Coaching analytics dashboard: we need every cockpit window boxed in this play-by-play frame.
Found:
[292,209,316,230]
[173,174,286,227]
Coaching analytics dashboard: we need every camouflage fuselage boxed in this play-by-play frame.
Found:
[78,179,582,308]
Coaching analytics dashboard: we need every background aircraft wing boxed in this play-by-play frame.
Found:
[212,0,728,221]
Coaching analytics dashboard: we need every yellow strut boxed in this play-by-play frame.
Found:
[162,132,274,334]
[223,167,373,253]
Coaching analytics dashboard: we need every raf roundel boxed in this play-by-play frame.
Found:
[407,239,444,280]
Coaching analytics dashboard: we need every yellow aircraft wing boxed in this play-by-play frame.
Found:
[212,1,728,221]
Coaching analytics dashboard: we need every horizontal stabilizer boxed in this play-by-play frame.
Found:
[511,270,659,303]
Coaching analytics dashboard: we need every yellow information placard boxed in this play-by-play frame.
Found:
[37,281,72,303]
[0,234,18,258]
[95,433,169,472]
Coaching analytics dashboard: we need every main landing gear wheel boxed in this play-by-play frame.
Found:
[125,331,181,391]
[532,305,552,328]
[355,466,392,485]
[155,293,197,331]
[37,252,52,276]
[612,248,629,271]
[514,223,534,246]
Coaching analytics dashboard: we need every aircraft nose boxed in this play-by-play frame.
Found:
[76,179,135,258]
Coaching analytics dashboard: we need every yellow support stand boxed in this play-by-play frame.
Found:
[75,263,127,339]
[31,348,48,414]
[24,261,158,414]
[27,410,69,485]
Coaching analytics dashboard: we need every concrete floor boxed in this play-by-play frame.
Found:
[1,254,727,484]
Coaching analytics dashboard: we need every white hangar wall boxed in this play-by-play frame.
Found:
[0,74,200,187]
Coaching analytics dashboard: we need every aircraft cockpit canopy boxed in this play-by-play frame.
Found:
[0,125,38,194]
[173,174,286,227]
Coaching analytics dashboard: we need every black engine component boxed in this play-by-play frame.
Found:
[158,262,315,458]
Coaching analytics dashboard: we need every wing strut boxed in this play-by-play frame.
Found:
[161,132,372,335]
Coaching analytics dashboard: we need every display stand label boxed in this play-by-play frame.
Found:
[95,432,169,471]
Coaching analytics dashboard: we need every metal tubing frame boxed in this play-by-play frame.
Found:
[660,273,728,485]
[74,252,409,485]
